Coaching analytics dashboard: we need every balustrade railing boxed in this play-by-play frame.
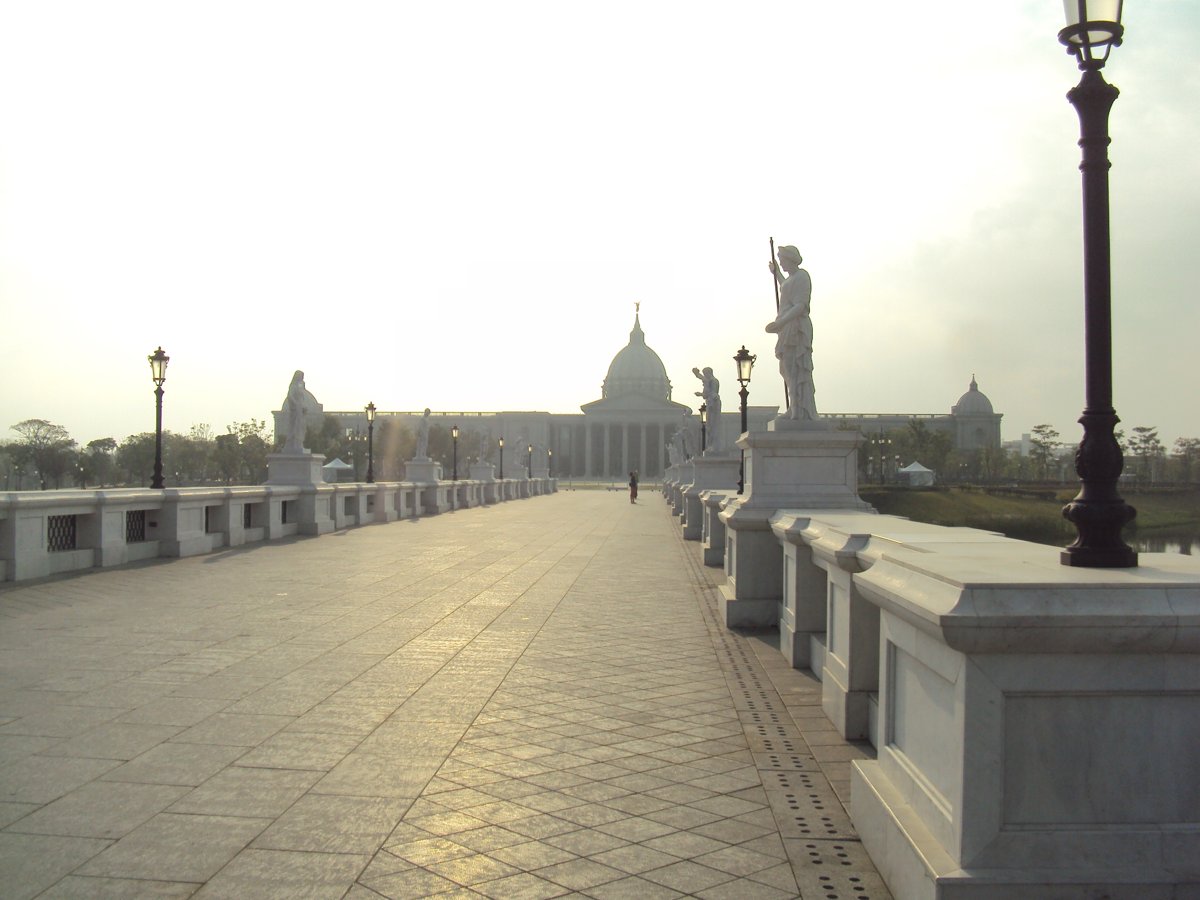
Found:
[0,475,555,584]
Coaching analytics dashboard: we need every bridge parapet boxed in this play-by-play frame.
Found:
[0,476,555,583]
[699,504,1200,897]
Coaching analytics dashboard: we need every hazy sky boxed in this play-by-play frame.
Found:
[2,1,1197,450]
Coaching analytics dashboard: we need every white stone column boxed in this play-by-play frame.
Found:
[621,423,629,478]
[602,424,610,477]
[585,422,593,477]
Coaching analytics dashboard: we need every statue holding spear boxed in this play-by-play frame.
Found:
[766,242,818,422]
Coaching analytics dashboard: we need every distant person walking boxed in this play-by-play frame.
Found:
[629,471,639,504]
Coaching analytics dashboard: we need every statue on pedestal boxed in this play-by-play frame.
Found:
[693,366,723,453]
[281,370,316,454]
[670,427,687,466]
[414,408,431,459]
[767,245,818,421]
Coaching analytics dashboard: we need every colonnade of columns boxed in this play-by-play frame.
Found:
[580,421,670,479]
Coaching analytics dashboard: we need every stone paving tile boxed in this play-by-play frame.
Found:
[0,492,892,897]
[0,832,112,900]
[0,754,121,804]
[191,847,369,899]
[76,812,269,882]
[168,766,320,818]
[36,874,200,898]
[41,722,183,761]
[100,742,247,787]
[252,794,410,854]
[4,780,186,839]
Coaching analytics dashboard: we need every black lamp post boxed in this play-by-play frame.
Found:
[148,347,169,489]
[527,443,533,479]
[734,345,756,494]
[699,403,707,454]
[498,437,504,480]
[1057,0,1137,568]
[451,424,459,481]
[548,448,553,478]
[365,402,376,483]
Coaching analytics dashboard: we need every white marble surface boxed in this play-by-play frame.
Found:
[265,451,326,486]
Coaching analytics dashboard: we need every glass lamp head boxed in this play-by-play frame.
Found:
[734,345,756,386]
[1060,0,1123,68]
[148,347,169,386]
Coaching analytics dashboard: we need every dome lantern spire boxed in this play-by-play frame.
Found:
[601,305,672,400]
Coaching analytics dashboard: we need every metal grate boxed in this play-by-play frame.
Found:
[243,504,253,528]
[281,500,292,524]
[126,509,146,543]
[47,514,77,552]
[204,506,217,533]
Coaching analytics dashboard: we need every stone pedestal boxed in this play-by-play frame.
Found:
[682,456,740,541]
[719,422,870,627]
[850,547,1200,899]
[702,491,732,566]
[671,461,693,517]
[266,451,326,486]
[405,458,443,484]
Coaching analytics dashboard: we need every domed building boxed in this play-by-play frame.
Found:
[950,375,1002,450]
[577,310,692,478]
[601,314,673,401]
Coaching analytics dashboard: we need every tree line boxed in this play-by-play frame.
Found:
[2,418,273,489]
[857,420,1200,486]
[2,414,497,490]
[6,414,1197,490]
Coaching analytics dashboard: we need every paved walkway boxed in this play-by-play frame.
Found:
[0,491,886,899]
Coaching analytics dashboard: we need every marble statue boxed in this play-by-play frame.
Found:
[670,427,687,465]
[767,245,818,421]
[414,408,431,459]
[479,431,491,463]
[281,370,315,454]
[680,423,695,460]
[693,366,722,453]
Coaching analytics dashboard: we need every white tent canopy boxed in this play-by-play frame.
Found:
[898,461,935,486]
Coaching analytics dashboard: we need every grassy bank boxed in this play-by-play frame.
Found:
[860,486,1200,547]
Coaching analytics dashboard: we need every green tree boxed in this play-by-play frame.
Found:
[1128,426,1164,485]
[117,433,157,485]
[212,420,273,485]
[174,424,215,485]
[1171,437,1200,484]
[83,437,118,487]
[9,419,77,489]
[233,419,271,484]
[1029,424,1061,481]
[979,445,1009,483]
[213,433,241,484]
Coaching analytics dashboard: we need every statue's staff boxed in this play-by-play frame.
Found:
[769,236,789,409]
[769,236,781,312]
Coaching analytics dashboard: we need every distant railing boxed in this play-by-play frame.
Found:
[0,474,556,583]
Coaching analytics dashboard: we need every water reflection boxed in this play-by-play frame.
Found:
[1131,534,1194,555]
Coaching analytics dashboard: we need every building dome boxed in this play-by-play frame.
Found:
[602,312,673,400]
[952,375,995,416]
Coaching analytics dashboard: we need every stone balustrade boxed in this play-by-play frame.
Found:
[678,499,1200,897]
[0,476,555,584]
